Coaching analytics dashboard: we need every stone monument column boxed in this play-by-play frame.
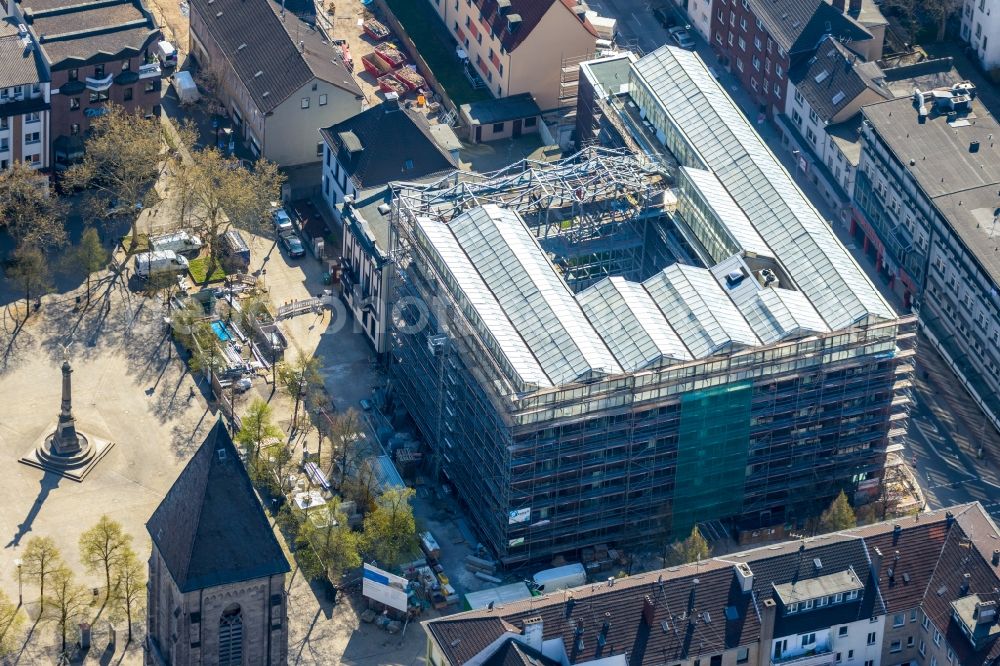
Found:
[54,360,81,454]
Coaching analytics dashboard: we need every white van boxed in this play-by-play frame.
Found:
[156,40,177,68]
[150,231,202,255]
[134,250,189,280]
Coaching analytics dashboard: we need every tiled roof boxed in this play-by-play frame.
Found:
[482,639,560,666]
[188,0,360,113]
[428,504,1000,665]
[146,420,290,593]
[0,20,43,88]
[320,101,457,191]
[746,0,871,55]
[789,35,890,122]
[473,0,596,53]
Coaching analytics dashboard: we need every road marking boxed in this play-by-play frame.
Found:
[912,421,976,477]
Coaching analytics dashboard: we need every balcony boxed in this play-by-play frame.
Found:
[85,74,113,91]
[771,648,835,666]
[138,62,161,79]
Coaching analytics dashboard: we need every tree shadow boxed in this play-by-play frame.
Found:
[6,469,62,549]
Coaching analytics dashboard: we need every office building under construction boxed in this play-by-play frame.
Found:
[385,47,915,567]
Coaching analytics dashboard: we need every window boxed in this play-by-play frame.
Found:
[867,632,876,645]
[751,78,758,91]
[838,626,848,637]
[907,636,914,647]
[736,647,749,664]
[740,17,747,30]
[848,650,854,660]
[794,89,804,105]
[68,68,78,81]
[319,93,327,106]
[90,90,109,103]
[792,110,802,126]
[492,122,504,133]
[802,633,816,647]
[94,64,105,78]
[122,59,130,71]
[753,55,760,70]
[24,112,40,123]
[847,590,859,601]
[922,613,931,629]
[123,87,133,101]
[738,36,746,51]
[218,605,243,666]
[301,97,310,109]
[919,640,926,656]
[736,58,744,72]
[25,132,40,144]
[143,81,156,93]
[775,64,784,77]
[933,630,942,646]
[316,142,324,157]
[893,613,905,627]
[70,123,80,135]
[524,116,536,127]
[499,63,503,76]
[865,661,874,666]
[756,18,764,30]
[890,640,902,653]
[754,36,761,49]
[70,97,80,110]
[24,153,40,165]
[0,139,6,152]
[809,109,819,123]
[763,79,769,93]
[728,32,734,46]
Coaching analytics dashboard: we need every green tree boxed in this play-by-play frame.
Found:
[79,515,133,603]
[44,567,89,653]
[173,147,284,282]
[0,589,25,660]
[277,353,323,429]
[819,490,857,533]
[0,161,67,250]
[301,506,361,581]
[6,246,51,320]
[666,526,711,565]
[64,105,166,252]
[71,227,109,307]
[324,409,363,491]
[110,548,145,643]
[21,536,62,614]
[235,398,284,471]
[362,487,417,567]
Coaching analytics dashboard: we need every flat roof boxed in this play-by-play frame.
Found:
[460,93,541,126]
[931,185,1000,284]
[773,568,864,605]
[862,95,1000,199]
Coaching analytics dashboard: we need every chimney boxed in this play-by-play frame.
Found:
[642,595,656,626]
[832,0,846,11]
[974,601,997,625]
[569,620,584,664]
[848,0,862,13]
[735,563,754,593]
[960,573,971,596]
[565,595,576,619]
[892,524,902,545]
[507,13,522,32]
[759,598,778,649]
[299,40,305,53]
[871,547,884,582]
[992,549,999,566]
[521,617,543,652]
[384,92,400,110]
[946,512,955,529]
[688,578,699,612]
[597,612,611,648]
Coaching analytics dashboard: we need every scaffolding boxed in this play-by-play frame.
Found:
[386,148,917,567]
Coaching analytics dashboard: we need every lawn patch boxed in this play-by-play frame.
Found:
[188,256,228,283]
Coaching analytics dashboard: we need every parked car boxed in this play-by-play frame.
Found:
[669,26,695,49]
[280,232,305,258]
[150,230,202,256]
[653,6,674,28]
[134,250,189,280]
[272,206,294,234]
[360,398,373,411]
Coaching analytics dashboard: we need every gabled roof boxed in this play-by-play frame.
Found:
[188,0,360,113]
[472,0,596,53]
[320,101,458,191]
[0,20,44,88]
[746,0,871,55]
[146,420,290,593]
[789,35,890,122]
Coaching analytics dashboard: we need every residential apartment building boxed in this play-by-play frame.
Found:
[9,0,163,169]
[0,19,48,171]
[709,0,882,117]
[189,0,362,166]
[387,45,912,566]
[853,86,1000,433]
[427,0,598,110]
[319,100,457,353]
[779,34,890,214]
[425,503,1000,666]
[960,0,1000,71]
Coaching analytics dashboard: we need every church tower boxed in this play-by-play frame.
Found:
[145,420,290,665]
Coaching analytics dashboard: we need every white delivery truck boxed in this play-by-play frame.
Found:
[150,231,202,255]
[532,563,587,592]
[156,40,178,68]
[171,71,200,104]
[134,250,189,280]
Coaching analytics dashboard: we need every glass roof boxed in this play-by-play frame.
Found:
[633,47,895,330]
[680,166,774,260]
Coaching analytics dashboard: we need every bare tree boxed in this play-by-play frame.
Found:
[71,227,109,307]
[0,161,67,250]
[110,548,144,643]
[277,353,323,429]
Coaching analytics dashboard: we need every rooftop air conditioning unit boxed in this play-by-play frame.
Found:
[427,333,448,355]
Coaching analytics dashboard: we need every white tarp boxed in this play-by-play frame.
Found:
[362,563,408,611]
[465,582,533,610]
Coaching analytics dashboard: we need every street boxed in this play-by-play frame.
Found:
[596,0,1000,520]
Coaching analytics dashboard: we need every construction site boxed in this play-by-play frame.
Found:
[382,46,916,568]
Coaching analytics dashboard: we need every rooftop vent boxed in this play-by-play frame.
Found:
[902,572,911,583]
[992,549,999,566]
[508,14,522,31]
[813,558,823,571]
[216,10,223,17]
[377,203,391,215]
[254,70,263,78]
[216,448,227,461]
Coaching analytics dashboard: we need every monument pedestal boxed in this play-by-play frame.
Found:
[19,424,115,481]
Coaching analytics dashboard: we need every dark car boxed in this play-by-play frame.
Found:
[653,6,674,28]
[280,232,306,258]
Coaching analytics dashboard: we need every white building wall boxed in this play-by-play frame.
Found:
[670,0,712,42]
[960,0,1000,71]
[770,617,884,665]
[320,141,357,213]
